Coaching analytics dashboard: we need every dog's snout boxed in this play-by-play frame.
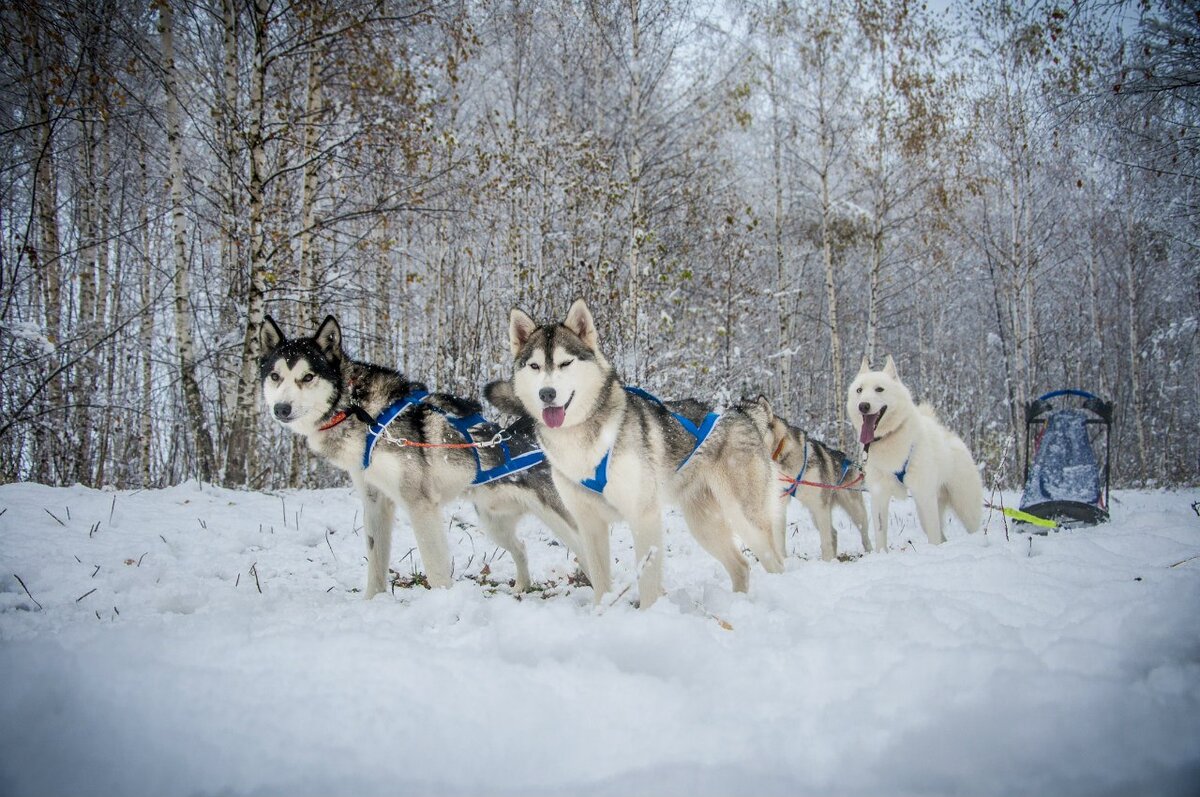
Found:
[858,402,872,414]
[539,387,557,404]
[273,402,292,420]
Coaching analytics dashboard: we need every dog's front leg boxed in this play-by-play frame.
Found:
[405,499,453,588]
[772,494,790,562]
[805,495,838,562]
[842,493,873,554]
[556,481,611,604]
[629,508,664,609]
[870,488,891,553]
[354,477,395,598]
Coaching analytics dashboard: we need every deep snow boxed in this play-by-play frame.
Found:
[1,480,1198,797]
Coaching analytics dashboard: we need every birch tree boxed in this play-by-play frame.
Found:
[160,0,217,481]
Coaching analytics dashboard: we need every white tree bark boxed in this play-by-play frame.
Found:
[161,0,217,481]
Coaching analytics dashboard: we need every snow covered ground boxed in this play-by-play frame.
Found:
[1,480,1198,797]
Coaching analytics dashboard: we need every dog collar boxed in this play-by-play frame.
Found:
[318,411,350,431]
[319,405,375,432]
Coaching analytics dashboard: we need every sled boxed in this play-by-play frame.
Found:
[1017,389,1113,531]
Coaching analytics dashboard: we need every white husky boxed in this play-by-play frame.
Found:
[847,356,983,551]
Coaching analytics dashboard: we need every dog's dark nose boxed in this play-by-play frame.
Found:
[858,402,871,414]
[273,402,292,420]
[539,387,556,404]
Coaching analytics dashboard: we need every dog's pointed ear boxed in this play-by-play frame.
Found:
[260,316,285,353]
[755,394,774,419]
[509,308,537,357]
[564,298,599,351]
[858,356,871,376]
[883,354,897,379]
[314,315,343,360]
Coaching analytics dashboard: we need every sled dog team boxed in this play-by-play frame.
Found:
[260,300,984,607]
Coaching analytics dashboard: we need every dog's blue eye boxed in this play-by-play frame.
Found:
[529,362,541,371]
[855,387,861,393]
[301,373,315,383]
[270,373,282,383]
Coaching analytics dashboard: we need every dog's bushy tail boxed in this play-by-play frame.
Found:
[484,379,527,418]
[427,392,483,418]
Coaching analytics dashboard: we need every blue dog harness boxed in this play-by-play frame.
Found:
[782,442,855,497]
[894,448,912,485]
[579,387,722,495]
[362,390,545,485]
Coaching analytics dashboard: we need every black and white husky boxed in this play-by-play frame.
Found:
[259,315,582,598]
[492,299,783,609]
[766,415,871,561]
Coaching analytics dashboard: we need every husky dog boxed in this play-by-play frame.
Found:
[495,299,782,609]
[260,315,582,598]
[767,415,871,561]
[847,356,983,551]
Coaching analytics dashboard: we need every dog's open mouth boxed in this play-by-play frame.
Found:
[860,405,886,445]
[542,392,574,429]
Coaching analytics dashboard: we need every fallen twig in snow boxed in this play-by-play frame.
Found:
[43,508,65,526]
[13,573,42,610]
[76,587,97,603]
[1169,554,1200,568]
[689,597,734,631]
[249,562,262,593]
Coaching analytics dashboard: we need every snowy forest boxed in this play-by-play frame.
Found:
[1,0,1196,490]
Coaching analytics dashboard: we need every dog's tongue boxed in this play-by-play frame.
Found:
[542,405,566,428]
[860,412,878,445]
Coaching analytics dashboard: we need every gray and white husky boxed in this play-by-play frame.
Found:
[766,415,871,561]
[259,315,581,598]
[493,299,782,609]
[847,355,983,551]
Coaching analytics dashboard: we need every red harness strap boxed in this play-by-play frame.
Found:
[318,411,350,431]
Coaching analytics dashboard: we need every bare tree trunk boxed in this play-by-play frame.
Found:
[865,59,886,366]
[371,211,393,364]
[626,0,643,382]
[139,154,155,485]
[74,65,103,484]
[816,56,845,446]
[217,0,243,440]
[821,175,844,447]
[25,8,64,483]
[94,130,116,486]
[1123,218,1148,480]
[767,50,793,408]
[224,0,272,486]
[1084,230,1107,396]
[296,10,324,328]
[161,0,217,482]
